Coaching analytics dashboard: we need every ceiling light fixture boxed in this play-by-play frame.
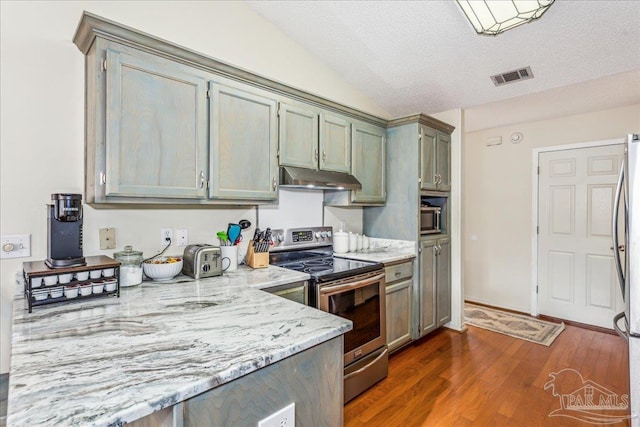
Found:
[456,0,555,36]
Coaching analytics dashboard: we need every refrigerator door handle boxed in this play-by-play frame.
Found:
[612,163,625,297]
[613,311,629,342]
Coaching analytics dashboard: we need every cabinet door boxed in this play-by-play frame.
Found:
[278,103,319,170]
[209,82,278,200]
[386,278,413,352]
[436,132,451,191]
[351,122,386,204]
[319,113,351,173]
[105,48,208,198]
[419,125,437,191]
[419,240,437,336]
[436,238,451,326]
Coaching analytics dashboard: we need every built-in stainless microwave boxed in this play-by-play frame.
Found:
[420,206,441,235]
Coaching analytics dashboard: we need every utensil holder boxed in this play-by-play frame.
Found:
[246,245,269,269]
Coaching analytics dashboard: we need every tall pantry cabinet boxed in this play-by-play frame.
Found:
[364,114,454,340]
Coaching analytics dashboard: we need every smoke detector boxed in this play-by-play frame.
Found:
[491,66,534,86]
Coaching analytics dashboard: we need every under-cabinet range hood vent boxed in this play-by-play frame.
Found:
[491,66,534,86]
[280,166,362,191]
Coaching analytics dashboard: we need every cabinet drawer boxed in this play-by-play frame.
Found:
[385,261,413,283]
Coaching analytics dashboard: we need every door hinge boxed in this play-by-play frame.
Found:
[206,89,211,98]
[537,226,540,234]
[536,285,539,294]
[537,166,540,175]
[101,59,107,71]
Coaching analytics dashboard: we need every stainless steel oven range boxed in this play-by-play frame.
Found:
[269,226,388,403]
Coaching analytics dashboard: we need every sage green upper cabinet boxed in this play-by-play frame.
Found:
[319,113,351,173]
[209,81,278,200]
[420,125,451,192]
[278,103,319,170]
[74,12,387,206]
[351,121,386,204]
[105,48,209,199]
[279,103,351,174]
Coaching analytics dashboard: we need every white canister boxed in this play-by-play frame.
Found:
[362,234,370,250]
[356,234,363,251]
[349,232,357,252]
[333,230,349,254]
[220,245,238,272]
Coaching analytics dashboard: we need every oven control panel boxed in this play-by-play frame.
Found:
[270,226,333,251]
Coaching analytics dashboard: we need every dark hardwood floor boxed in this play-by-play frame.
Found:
[345,325,630,427]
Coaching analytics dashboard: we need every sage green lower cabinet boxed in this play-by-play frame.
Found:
[418,237,451,337]
[129,337,344,427]
[385,260,414,352]
[104,46,209,199]
[208,81,278,200]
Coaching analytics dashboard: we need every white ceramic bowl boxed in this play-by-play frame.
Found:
[65,286,79,299]
[143,256,183,282]
[104,280,117,292]
[79,283,92,296]
[59,273,73,284]
[76,271,89,281]
[92,281,104,294]
[43,275,58,286]
[33,290,48,301]
[50,287,64,298]
[31,277,43,288]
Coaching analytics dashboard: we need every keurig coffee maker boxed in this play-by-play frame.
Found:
[45,193,86,268]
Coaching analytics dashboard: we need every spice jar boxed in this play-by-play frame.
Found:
[113,245,143,287]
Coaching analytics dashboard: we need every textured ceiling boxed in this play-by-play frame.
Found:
[245,1,640,120]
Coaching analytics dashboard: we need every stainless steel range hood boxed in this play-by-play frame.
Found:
[280,166,362,190]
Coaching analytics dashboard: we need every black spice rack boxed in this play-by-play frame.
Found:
[22,255,121,313]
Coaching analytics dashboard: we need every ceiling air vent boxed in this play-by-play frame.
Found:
[491,66,534,87]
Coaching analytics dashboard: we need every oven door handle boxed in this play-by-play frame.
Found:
[319,273,385,295]
[344,347,389,381]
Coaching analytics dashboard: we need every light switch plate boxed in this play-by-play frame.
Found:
[1,234,31,259]
[99,228,116,250]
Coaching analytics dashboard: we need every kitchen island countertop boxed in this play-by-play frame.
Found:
[7,265,351,426]
[334,237,416,264]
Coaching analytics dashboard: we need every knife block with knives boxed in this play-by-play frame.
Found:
[246,228,270,269]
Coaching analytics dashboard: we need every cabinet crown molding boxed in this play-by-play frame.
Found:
[387,114,455,135]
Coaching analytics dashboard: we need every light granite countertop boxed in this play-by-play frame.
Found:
[334,238,416,264]
[7,266,351,427]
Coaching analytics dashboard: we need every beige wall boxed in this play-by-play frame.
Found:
[0,1,386,373]
[463,104,640,312]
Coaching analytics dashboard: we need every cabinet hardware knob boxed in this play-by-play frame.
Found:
[272,177,277,191]
[199,171,205,188]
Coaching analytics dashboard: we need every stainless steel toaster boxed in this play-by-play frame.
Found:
[182,244,222,279]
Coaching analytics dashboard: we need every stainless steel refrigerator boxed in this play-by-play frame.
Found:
[613,133,639,426]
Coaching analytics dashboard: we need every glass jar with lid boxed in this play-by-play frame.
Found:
[113,245,143,287]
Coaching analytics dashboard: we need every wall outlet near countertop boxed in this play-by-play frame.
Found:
[160,228,173,246]
[258,403,295,427]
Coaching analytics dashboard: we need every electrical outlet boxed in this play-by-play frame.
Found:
[99,228,116,250]
[160,228,173,246]
[258,403,295,427]
[176,229,188,247]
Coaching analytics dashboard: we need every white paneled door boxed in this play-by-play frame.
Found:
[538,144,625,328]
